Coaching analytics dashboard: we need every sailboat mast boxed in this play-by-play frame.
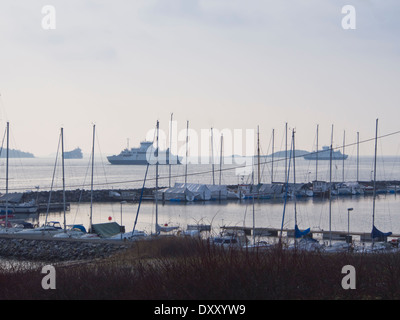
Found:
[257,126,260,185]
[280,130,293,245]
[285,122,288,184]
[252,170,255,246]
[292,129,297,229]
[61,128,66,231]
[219,134,223,185]
[342,130,345,183]
[357,132,360,182]
[271,128,274,184]
[329,124,333,246]
[185,120,189,184]
[372,119,378,234]
[169,113,173,187]
[5,122,9,230]
[316,124,319,181]
[89,124,95,232]
[211,127,215,185]
[156,120,159,234]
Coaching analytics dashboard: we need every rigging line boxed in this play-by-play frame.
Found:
[306,129,400,159]
[261,132,272,182]
[0,126,6,159]
[274,127,284,176]
[95,129,110,187]
[132,163,150,235]
[267,128,400,174]
[388,142,400,178]
[378,127,387,181]
[0,94,9,123]
[45,131,62,226]
[4,128,400,192]
[72,149,93,223]
[132,125,157,235]
[280,132,293,243]
[94,130,117,219]
[8,129,32,185]
[170,128,400,185]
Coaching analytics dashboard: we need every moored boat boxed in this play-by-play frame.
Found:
[107,141,182,165]
[303,146,348,160]
[64,147,83,159]
[18,221,64,236]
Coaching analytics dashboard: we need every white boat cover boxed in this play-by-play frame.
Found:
[158,187,195,201]
[174,183,212,200]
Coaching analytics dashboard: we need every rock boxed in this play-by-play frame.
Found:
[0,237,128,262]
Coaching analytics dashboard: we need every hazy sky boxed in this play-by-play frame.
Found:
[0,0,399,157]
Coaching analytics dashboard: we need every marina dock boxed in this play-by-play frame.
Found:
[221,226,400,242]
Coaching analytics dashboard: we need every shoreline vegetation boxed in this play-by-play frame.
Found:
[1,236,400,299]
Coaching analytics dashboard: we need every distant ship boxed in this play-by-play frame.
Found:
[107,141,182,165]
[303,146,348,160]
[64,147,83,159]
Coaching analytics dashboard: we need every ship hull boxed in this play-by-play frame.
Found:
[303,146,348,160]
[107,141,181,165]
[303,154,348,160]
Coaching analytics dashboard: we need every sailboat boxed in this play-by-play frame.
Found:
[287,130,320,251]
[111,120,177,240]
[322,126,351,252]
[109,163,149,240]
[19,127,67,237]
[0,122,17,234]
[77,125,124,239]
[154,120,179,235]
[368,119,392,251]
[0,122,39,216]
[50,127,89,238]
[0,121,43,234]
[108,163,149,240]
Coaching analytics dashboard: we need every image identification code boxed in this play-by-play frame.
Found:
[154,304,246,317]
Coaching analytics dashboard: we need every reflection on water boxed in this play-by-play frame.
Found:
[1,155,399,268]
[1,155,400,192]
[1,194,399,270]
[21,193,400,237]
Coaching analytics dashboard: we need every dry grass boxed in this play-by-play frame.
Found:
[1,237,400,300]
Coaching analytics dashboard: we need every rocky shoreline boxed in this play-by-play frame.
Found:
[0,236,130,262]
[21,188,153,204]
[18,180,400,205]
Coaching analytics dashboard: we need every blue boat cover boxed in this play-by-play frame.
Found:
[371,225,392,239]
[72,224,87,233]
[295,225,311,238]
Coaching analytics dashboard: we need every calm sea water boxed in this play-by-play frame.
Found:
[1,154,400,192]
[1,155,399,237]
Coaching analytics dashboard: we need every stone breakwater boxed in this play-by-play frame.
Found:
[0,237,130,262]
[22,188,149,203]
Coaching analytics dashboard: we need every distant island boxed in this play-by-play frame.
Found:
[64,147,83,159]
[252,150,310,158]
[0,148,34,158]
